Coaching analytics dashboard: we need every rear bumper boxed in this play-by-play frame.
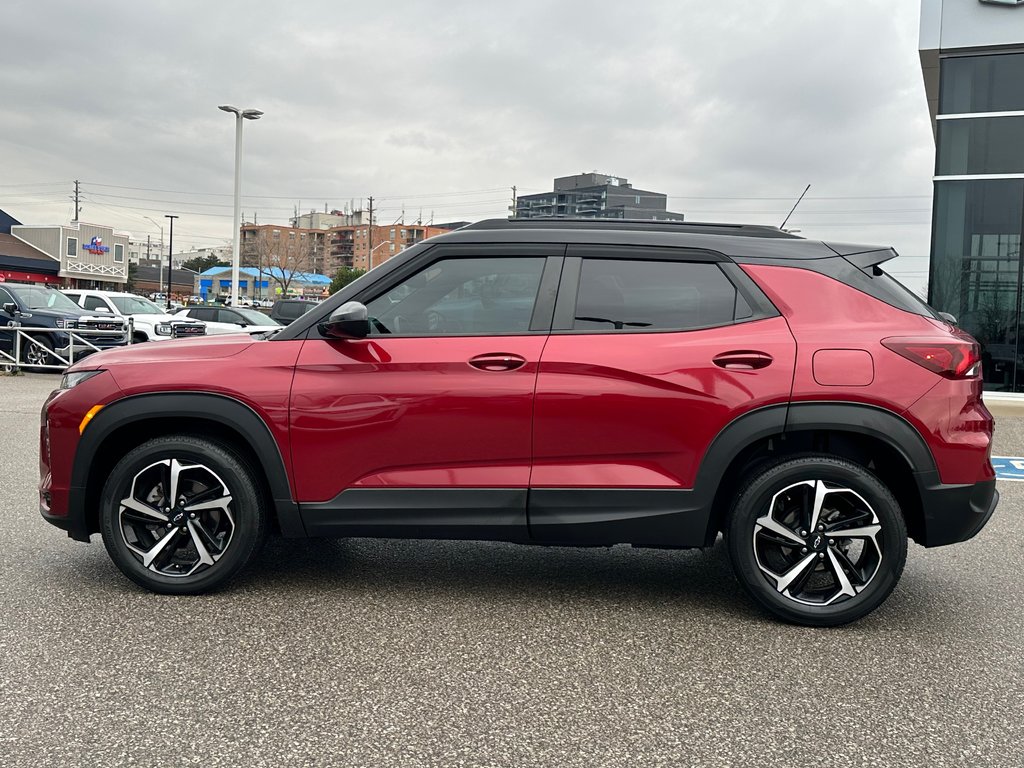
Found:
[915,474,998,547]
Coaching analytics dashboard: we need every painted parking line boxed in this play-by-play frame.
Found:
[990,456,1024,482]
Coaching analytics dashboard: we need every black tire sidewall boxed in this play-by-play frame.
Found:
[726,457,907,627]
[100,436,266,594]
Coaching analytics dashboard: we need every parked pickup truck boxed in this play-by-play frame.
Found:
[63,290,206,343]
[0,283,128,369]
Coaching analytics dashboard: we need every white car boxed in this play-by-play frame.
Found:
[63,290,207,342]
[173,306,282,335]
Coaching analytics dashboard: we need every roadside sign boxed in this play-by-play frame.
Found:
[990,456,1024,481]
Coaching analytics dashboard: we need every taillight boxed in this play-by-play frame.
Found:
[881,337,980,379]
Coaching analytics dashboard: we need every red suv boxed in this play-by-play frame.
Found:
[39,219,997,625]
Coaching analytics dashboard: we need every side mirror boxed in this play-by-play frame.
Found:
[94,307,111,313]
[938,311,958,325]
[2,302,17,316]
[319,301,370,340]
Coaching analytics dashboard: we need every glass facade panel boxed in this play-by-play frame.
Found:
[936,116,1024,175]
[939,53,1024,114]
[930,180,1024,390]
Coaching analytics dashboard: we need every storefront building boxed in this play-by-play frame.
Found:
[921,0,1024,391]
[10,222,129,290]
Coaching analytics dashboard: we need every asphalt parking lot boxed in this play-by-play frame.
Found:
[2,373,1022,768]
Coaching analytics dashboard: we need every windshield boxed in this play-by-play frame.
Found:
[234,308,280,325]
[9,285,82,311]
[110,295,165,315]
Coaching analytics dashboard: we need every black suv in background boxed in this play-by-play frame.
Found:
[0,283,128,369]
[270,298,318,325]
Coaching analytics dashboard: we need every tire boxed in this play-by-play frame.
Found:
[725,455,907,627]
[100,435,267,594]
[24,333,56,373]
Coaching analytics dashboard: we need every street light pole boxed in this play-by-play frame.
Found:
[164,215,178,309]
[143,215,164,299]
[219,105,263,307]
[367,241,389,270]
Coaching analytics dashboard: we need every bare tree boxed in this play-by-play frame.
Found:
[242,232,317,299]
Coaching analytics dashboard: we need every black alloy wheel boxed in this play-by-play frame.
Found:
[100,435,267,594]
[726,455,907,626]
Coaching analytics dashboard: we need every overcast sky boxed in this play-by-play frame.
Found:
[1,0,933,290]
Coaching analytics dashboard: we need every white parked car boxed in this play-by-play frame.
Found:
[63,290,206,342]
[173,306,282,335]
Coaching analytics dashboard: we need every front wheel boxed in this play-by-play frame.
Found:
[726,455,907,626]
[100,435,267,594]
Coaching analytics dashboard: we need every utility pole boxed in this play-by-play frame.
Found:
[71,180,81,222]
[367,196,374,270]
[146,234,151,260]
[510,185,517,219]
[165,214,179,310]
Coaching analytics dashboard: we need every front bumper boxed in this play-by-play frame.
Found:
[915,474,998,547]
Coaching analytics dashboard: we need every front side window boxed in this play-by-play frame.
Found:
[364,256,545,335]
[572,259,744,332]
[83,296,110,312]
[67,237,78,258]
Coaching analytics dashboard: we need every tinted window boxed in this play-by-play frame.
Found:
[365,257,545,335]
[189,308,217,322]
[0,287,14,309]
[573,259,740,331]
[277,302,312,321]
[83,296,109,312]
[937,117,1024,175]
[940,53,1024,114]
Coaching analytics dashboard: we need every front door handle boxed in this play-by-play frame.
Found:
[468,353,528,372]
[713,350,773,370]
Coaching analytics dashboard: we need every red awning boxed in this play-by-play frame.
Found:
[0,270,61,284]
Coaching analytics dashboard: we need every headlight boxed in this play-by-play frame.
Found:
[55,319,76,329]
[155,323,172,336]
[60,370,104,389]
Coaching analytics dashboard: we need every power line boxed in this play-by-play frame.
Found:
[81,180,510,200]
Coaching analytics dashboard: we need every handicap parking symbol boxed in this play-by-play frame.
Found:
[990,456,1024,482]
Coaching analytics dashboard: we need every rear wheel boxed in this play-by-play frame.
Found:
[726,455,907,626]
[100,435,267,594]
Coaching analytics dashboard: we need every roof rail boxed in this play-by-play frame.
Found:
[462,218,802,239]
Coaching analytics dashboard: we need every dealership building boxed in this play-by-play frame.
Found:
[921,0,1024,391]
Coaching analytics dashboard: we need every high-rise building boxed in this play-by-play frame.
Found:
[515,173,685,221]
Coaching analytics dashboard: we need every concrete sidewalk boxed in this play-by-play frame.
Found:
[986,395,1024,420]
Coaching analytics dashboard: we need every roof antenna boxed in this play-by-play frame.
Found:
[780,184,810,231]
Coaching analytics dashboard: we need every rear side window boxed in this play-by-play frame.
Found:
[573,259,748,332]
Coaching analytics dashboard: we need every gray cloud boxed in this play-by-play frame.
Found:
[0,0,934,288]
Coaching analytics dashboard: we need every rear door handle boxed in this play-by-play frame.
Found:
[713,350,773,370]
[468,353,528,372]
